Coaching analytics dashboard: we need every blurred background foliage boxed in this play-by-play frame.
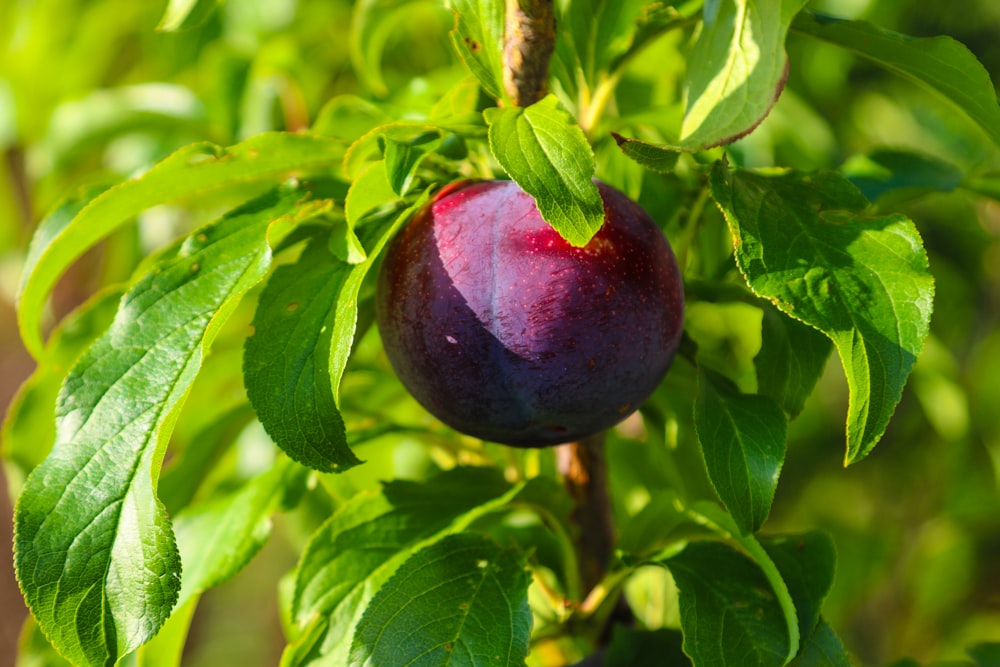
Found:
[1,0,1000,665]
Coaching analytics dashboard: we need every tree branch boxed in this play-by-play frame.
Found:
[503,0,555,106]
[556,433,614,593]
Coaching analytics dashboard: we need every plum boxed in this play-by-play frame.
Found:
[375,180,684,447]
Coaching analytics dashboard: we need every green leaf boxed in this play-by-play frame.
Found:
[383,130,442,195]
[348,532,532,667]
[485,96,604,246]
[14,187,323,667]
[841,149,964,202]
[447,0,505,100]
[756,302,833,418]
[344,161,398,236]
[616,492,689,559]
[761,532,836,640]
[789,619,853,667]
[343,122,441,181]
[146,461,309,666]
[2,286,123,486]
[611,132,681,173]
[792,11,1000,150]
[18,132,346,360]
[136,598,198,667]
[668,540,790,667]
[244,194,427,473]
[605,626,690,667]
[710,163,934,463]
[680,0,806,150]
[287,468,562,665]
[155,0,218,32]
[696,370,787,534]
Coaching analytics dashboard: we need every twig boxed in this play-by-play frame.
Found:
[502,0,555,106]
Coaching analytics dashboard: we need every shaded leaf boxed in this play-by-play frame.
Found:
[611,132,681,172]
[605,626,690,667]
[343,159,397,229]
[173,459,307,609]
[756,302,833,418]
[287,468,560,665]
[789,618,853,667]
[761,532,836,639]
[555,0,655,85]
[485,95,603,246]
[348,533,532,667]
[607,3,689,72]
[696,370,787,534]
[969,644,1000,667]
[841,149,964,202]
[244,194,427,473]
[668,540,790,667]
[710,163,934,463]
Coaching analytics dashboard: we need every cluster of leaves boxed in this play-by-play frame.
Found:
[3,0,1000,665]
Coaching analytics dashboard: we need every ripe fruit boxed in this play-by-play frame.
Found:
[376,180,684,447]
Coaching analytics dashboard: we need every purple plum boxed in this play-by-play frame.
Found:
[376,180,684,447]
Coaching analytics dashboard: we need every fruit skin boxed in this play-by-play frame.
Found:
[376,180,684,447]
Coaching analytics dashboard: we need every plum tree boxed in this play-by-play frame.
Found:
[376,179,685,447]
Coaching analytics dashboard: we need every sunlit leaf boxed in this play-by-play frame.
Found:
[447,0,505,100]
[711,163,934,463]
[486,95,603,246]
[18,133,346,359]
[679,0,807,149]
[14,187,324,666]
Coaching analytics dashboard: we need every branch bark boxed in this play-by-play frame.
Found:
[503,0,555,106]
[556,433,614,593]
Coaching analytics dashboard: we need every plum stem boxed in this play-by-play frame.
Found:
[503,0,555,106]
[556,433,614,594]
